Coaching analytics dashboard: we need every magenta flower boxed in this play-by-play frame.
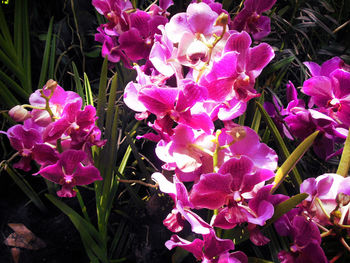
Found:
[217,126,278,171]
[155,124,215,174]
[275,211,327,263]
[198,31,274,120]
[231,0,276,40]
[304,56,345,78]
[3,122,57,171]
[190,157,275,227]
[270,80,347,159]
[165,229,247,263]
[300,173,350,226]
[152,172,211,234]
[302,67,350,127]
[36,150,102,197]
[29,84,81,127]
[119,10,168,61]
[42,100,97,143]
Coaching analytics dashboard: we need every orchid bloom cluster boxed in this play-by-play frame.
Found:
[3,80,105,197]
[92,0,174,66]
[265,57,350,159]
[274,173,350,262]
[92,0,349,261]
[108,0,285,261]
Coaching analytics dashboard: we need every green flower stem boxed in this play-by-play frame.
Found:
[21,104,46,110]
[315,197,331,221]
[40,89,55,121]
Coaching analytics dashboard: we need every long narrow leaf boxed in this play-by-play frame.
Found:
[251,93,265,132]
[0,80,20,107]
[84,73,94,106]
[96,56,108,129]
[0,69,29,99]
[256,102,302,186]
[265,193,308,227]
[46,194,108,262]
[48,34,56,79]
[271,131,319,193]
[337,128,350,177]
[248,258,274,263]
[71,61,84,101]
[22,0,31,92]
[38,17,54,89]
[5,166,46,212]
[0,5,13,43]
[14,0,23,62]
[0,49,25,82]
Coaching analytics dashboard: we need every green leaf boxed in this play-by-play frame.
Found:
[271,131,319,193]
[263,56,295,75]
[71,61,84,101]
[251,93,265,132]
[48,34,57,79]
[46,194,108,263]
[0,49,25,83]
[14,0,23,62]
[84,73,94,106]
[256,102,302,187]
[337,128,350,177]
[248,257,274,263]
[38,17,54,89]
[96,56,108,129]
[21,0,31,92]
[265,193,309,227]
[4,165,46,212]
[0,79,20,107]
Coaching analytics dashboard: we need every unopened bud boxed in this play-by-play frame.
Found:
[45,79,58,92]
[9,105,31,122]
[336,192,350,206]
[215,13,228,27]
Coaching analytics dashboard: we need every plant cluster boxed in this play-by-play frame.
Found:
[1,0,350,262]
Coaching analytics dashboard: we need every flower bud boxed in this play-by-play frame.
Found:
[45,79,58,92]
[9,105,31,122]
[214,13,228,27]
[336,192,350,206]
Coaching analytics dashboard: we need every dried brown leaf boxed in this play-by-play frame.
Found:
[4,223,46,250]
